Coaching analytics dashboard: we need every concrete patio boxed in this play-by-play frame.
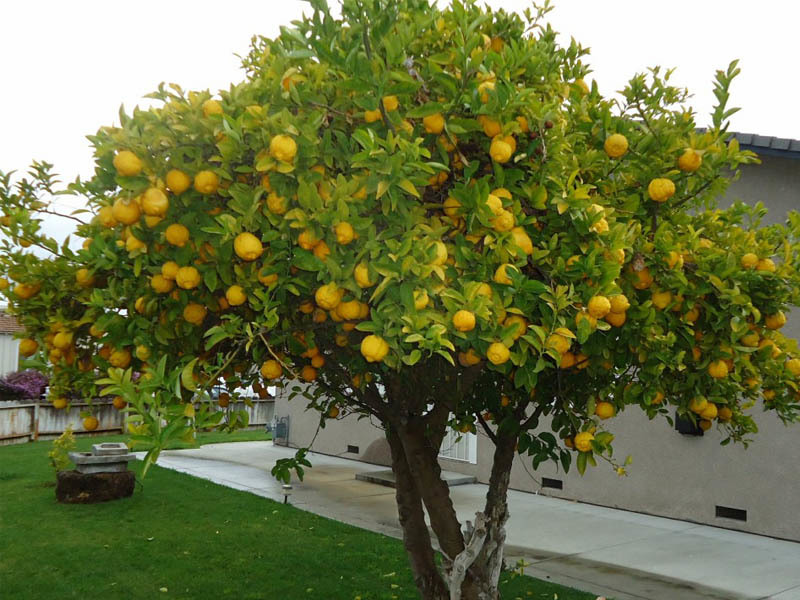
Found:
[138,441,800,600]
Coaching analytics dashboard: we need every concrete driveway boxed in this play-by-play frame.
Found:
[141,441,800,600]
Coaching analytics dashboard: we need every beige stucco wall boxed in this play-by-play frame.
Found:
[274,152,800,541]
[273,385,392,466]
[441,408,800,541]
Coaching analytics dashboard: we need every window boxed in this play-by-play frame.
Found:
[439,427,478,464]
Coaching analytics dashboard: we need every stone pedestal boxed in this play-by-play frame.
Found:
[56,470,135,503]
[57,442,136,503]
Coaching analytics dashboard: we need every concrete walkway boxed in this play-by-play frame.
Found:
[140,441,800,600]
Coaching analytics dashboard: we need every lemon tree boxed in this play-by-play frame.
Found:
[2,1,800,598]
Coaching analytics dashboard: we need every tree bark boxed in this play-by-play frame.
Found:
[394,417,487,600]
[473,430,518,599]
[386,427,449,600]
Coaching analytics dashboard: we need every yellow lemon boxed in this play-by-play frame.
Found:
[458,348,482,367]
[486,342,510,365]
[453,310,476,332]
[334,222,355,245]
[354,263,374,288]
[587,296,611,319]
[740,253,759,269]
[494,263,517,285]
[689,396,708,414]
[652,290,672,310]
[266,192,288,215]
[258,359,282,380]
[479,116,502,138]
[270,134,298,162]
[594,401,615,420]
[98,205,118,228]
[361,335,389,363]
[756,258,776,272]
[605,311,626,327]
[125,234,146,253]
[166,169,192,194]
[176,266,201,290]
[510,227,533,255]
[194,170,220,194]
[677,148,702,172]
[113,150,143,176]
[225,285,247,306]
[234,232,263,261]
[504,315,528,340]
[165,223,190,247]
[142,188,169,217]
[112,198,141,225]
[315,283,342,310]
[19,338,39,357]
[708,360,728,379]
[423,113,445,134]
[202,99,223,117]
[765,311,786,330]
[603,134,628,158]
[150,274,174,294]
[574,431,594,452]
[183,303,207,325]
[337,300,361,321]
[161,261,179,280]
[546,333,570,355]
[609,295,630,313]
[382,95,399,111]
[700,403,718,420]
[364,109,382,123]
[109,348,132,368]
[489,136,513,163]
[648,178,675,203]
[75,268,95,288]
[297,229,319,250]
[413,289,429,310]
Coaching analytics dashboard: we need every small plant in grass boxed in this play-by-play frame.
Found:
[48,426,75,473]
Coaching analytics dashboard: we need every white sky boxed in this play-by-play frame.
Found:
[1,0,798,243]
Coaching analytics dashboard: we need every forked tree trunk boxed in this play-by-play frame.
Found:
[387,414,519,600]
[386,428,449,599]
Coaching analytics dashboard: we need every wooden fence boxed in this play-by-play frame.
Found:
[0,398,275,446]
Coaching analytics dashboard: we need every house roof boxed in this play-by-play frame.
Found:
[730,132,800,159]
[0,312,24,334]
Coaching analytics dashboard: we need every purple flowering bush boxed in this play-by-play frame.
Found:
[0,369,48,400]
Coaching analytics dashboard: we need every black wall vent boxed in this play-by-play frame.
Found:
[347,444,359,454]
[541,477,563,490]
[715,505,747,522]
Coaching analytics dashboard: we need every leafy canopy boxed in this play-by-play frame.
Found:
[2,0,800,476]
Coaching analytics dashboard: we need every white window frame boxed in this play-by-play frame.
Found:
[439,426,478,464]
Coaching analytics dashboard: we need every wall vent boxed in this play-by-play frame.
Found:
[541,477,563,490]
[715,505,747,522]
[346,444,359,454]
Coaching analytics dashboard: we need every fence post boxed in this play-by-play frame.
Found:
[32,402,40,441]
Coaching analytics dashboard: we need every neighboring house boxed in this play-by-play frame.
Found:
[273,131,800,541]
[0,309,23,377]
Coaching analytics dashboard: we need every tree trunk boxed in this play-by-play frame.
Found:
[386,427,449,600]
[473,431,518,599]
[394,418,487,600]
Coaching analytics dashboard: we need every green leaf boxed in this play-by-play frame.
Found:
[397,179,420,198]
[576,451,588,475]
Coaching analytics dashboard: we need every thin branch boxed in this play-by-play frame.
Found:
[360,17,395,134]
[476,411,498,445]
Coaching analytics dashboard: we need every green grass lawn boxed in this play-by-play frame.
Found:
[0,435,600,599]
